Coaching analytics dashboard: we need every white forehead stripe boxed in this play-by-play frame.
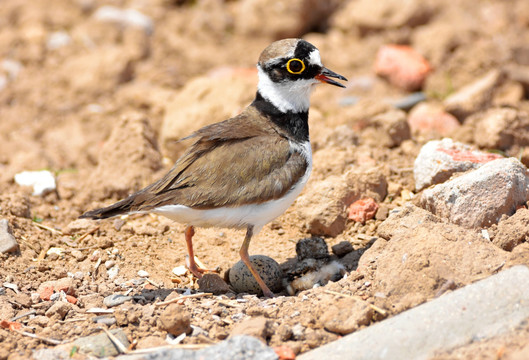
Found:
[308,49,322,66]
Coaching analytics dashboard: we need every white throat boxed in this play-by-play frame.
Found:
[257,66,318,113]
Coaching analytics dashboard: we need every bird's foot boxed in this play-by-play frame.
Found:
[185,255,219,278]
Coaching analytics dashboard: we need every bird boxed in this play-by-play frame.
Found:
[80,38,347,298]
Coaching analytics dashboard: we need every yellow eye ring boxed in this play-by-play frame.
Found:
[286,58,306,74]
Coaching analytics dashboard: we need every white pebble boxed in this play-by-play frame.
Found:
[93,6,154,35]
[107,265,119,280]
[172,265,188,276]
[47,31,71,50]
[14,170,56,196]
[137,270,149,277]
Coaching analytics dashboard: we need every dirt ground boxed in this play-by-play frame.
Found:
[1,0,529,359]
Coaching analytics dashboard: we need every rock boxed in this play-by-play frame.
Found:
[103,294,131,308]
[471,107,529,150]
[444,69,504,120]
[348,198,379,224]
[161,70,256,159]
[413,138,503,191]
[333,0,434,33]
[298,266,529,360]
[0,219,18,254]
[390,92,427,111]
[114,304,141,326]
[235,0,341,38]
[331,241,354,257]
[158,303,192,336]
[14,170,56,196]
[492,208,529,251]
[84,113,162,201]
[127,335,277,360]
[297,168,387,236]
[229,255,283,295]
[38,277,75,296]
[39,286,54,301]
[197,274,230,295]
[45,301,72,320]
[92,315,116,326]
[32,348,71,360]
[320,298,373,335]
[230,316,271,341]
[362,109,411,148]
[1,194,31,218]
[137,335,166,349]
[374,45,432,91]
[296,237,329,260]
[137,270,149,278]
[408,102,460,136]
[93,6,154,35]
[62,218,93,235]
[419,158,529,228]
[70,328,129,357]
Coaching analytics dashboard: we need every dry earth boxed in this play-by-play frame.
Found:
[1,0,529,359]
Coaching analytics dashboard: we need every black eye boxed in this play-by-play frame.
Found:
[286,58,305,74]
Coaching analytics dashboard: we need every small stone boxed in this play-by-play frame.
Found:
[137,270,149,277]
[374,45,432,91]
[45,301,72,320]
[14,170,56,196]
[158,303,192,336]
[362,109,411,148]
[71,328,129,357]
[471,107,529,150]
[107,265,119,280]
[63,218,93,235]
[198,273,231,295]
[137,335,166,349]
[0,219,18,254]
[105,260,116,269]
[296,237,329,260]
[93,6,154,35]
[444,69,503,120]
[408,102,460,136]
[229,255,283,295]
[320,297,374,335]
[38,277,75,296]
[103,294,132,308]
[492,208,529,251]
[331,241,354,257]
[348,198,379,224]
[230,316,271,341]
[92,315,117,326]
[39,286,54,301]
[71,250,86,261]
[172,265,188,276]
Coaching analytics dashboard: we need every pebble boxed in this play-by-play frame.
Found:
[158,303,192,336]
[105,260,116,269]
[472,107,529,150]
[172,265,188,276]
[390,92,427,111]
[229,255,283,295]
[331,241,354,257]
[107,265,119,280]
[296,237,329,260]
[45,301,72,320]
[93,6,154,35]
[72,328,129,358]
[413,138,502,191]
[71,249,86,261]
[347,198,379,224]
[230,316,271,341]
[419,158,529,228]
[0,219,18,254]
[38,277,75,296]
[14,170,56,196]
[408,102,460,136]
[46,31,71,50]
[198,273,231,295]
[137,270,149,277]
[444,69,503,120]
[92,315,116,326]
[374,44,432,91]
[103,294,132,308]
[320,297,374,335]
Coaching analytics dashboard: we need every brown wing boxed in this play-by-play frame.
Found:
[81,109,308,219]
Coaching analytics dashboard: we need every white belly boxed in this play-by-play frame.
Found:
[153,141,312,233]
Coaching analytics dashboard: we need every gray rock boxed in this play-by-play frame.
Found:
[413,138,502,191]
[331,241,354,257]
[118,335,277,360]
[299,265,529,360]
[72,328,129,358]
[92,315,117,326]
[419,158,529,228]
[197,273,230,295]
[0,219,18,254]
[103,294,132,307]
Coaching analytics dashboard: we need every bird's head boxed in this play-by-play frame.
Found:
[257,38,347,113]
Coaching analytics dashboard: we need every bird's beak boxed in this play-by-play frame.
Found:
[315,67,347,88]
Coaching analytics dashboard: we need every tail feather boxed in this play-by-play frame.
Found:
[80,196,136,220]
